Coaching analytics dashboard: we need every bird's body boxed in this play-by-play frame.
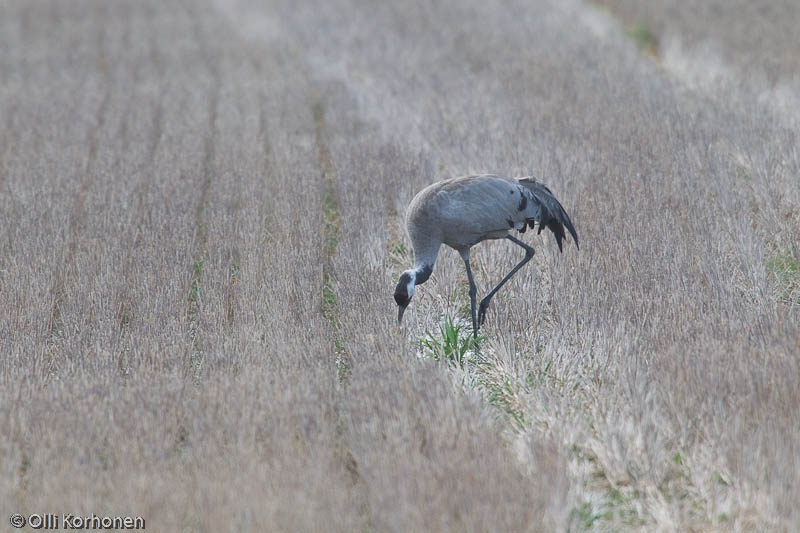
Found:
[394,174,578,337]
[406,175,568,253]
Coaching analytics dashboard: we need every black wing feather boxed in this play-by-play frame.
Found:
[519,178,579,251]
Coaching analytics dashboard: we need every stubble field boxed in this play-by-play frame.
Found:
[1,0,798,530]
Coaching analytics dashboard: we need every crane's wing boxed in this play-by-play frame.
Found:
[518,178,579,252]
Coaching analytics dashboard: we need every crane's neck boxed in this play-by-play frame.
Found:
[411,234,440,279]
[410,238,440,286]
[399,234,440,297]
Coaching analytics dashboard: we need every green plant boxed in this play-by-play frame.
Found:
[571,502,610,529]
[420,316,485,368]
[484,375,526,429]
[389,241,407,257]
[625,23,659,57]
[767,249,800,304]
[525,360,553,389]
[188,260,204,303]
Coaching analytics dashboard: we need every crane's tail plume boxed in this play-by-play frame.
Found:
[519,178,579,252]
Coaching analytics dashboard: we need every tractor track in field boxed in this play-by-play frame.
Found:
[312,101,351,381]
[185,7,220,381]
[44,22,112,379]
[113,6,166,372]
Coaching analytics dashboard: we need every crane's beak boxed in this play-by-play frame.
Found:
[397,304,407,324]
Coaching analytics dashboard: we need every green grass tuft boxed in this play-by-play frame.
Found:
[188,260,204,303]
[420,316,485,369]
[483,375,526,429]
[767,249,800,304]
[625,23,659,57]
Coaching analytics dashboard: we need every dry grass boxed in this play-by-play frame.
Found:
[1,0,798,530]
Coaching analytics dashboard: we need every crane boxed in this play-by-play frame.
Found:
[394,174,579,338]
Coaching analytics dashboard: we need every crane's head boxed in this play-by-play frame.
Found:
[394,270,416,324]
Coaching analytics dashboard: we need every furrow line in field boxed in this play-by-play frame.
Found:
[185,10,220,380]
[108,86,134,371]
[44,28,111,378]
[311,96,374,527]
[221,85,248,336]
[113,3,167,372]
[312,101,349,381]
[223,250,241,334]
[222,97,242,335]
[254,87,275,300]
[0,102,14,195]
[114,78,165,374]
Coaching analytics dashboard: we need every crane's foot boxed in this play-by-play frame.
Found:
[471,328,481,349]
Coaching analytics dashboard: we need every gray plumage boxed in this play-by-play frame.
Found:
[393,174,579,337]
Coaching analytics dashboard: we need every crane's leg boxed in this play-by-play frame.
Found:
[477,235,535,326]
[459,250,480,339]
